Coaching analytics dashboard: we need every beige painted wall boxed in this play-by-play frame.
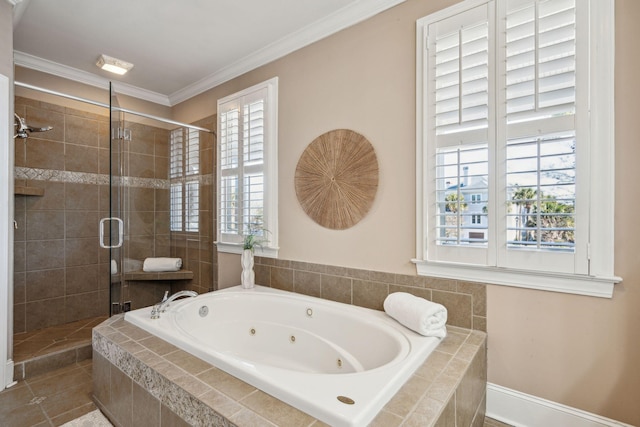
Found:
[173,0,640,424]
[174,0,463,276]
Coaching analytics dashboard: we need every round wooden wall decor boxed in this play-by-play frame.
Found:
[295,129,379,230]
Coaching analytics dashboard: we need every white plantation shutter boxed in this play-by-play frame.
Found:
[219,94,266,239]
[170,128,200,232]
[170,183,182,232]
[416,0,618,296]
[169,129,183,231]
[426,2,493,265]
[219,107,240,235]
[505,0,576,123]
[497,0,581,273]
[185,129,200,232]
[217,78,278,256]
[242,99,265,232]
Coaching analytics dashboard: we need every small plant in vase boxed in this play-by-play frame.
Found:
[241,223,269,289]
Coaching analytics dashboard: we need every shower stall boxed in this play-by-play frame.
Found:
[7,82,216,385]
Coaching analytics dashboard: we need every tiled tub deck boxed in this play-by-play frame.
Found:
[92,315,486,427]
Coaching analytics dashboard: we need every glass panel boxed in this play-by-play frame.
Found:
[435,144,489,246]
[108,83,125,315]
[110,89,198,313]
[506,131,576,251]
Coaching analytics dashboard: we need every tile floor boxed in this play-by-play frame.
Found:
[13,317,107,364]
[484,418,514,427]
[0,360,95,426]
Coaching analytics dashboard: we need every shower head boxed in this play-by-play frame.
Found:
[14,113,53,139]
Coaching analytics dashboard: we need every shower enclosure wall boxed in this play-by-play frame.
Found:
[12,87,216,340]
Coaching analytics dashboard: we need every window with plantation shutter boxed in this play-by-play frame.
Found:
[415,0,620,297]
[170,127,200,232]
[217,78,278,257]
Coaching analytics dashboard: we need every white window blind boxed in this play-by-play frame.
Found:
[220,97,266,235]
[416,0,619,297]
[427,2,493,265]
[170,183,182,232]
[185,129,200,232]
[170,127,200,232]
[502,0,576,254]
[217,77,278,257]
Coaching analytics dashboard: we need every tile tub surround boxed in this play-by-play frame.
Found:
[252,257,487,332]
[92,315,486,427]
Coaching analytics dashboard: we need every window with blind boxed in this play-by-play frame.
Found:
[216,77,278,257]
[415,0,619,297]
[170,127,199,232]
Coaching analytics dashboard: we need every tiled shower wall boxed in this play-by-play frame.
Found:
[13,96,216,333]
[13,97,111,333]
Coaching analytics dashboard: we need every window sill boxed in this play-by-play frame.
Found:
[215,242,279,258]
[412,259,621,298]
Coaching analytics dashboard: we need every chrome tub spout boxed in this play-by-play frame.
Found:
[150,290,198,319]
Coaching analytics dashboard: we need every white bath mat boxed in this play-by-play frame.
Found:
[61,409,113,427]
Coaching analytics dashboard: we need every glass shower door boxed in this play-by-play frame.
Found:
[102,83,125,315]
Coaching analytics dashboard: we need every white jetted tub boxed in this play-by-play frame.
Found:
[124,285,443,426]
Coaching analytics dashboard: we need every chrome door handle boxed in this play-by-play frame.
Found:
[99,217,124,249]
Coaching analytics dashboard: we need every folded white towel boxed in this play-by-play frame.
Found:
[110,259,117,275]
[142,257,182,272]
[383,292,447,338]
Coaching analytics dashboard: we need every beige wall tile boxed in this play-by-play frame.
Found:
[65,144,99,173]
[432,291,472,329]
[241,390,316,426]
[352,279,388,310]
[293,270,321,297]
[25,269,65,301]
[132,381,160,426]
[26,210,64,240]
[271,267,293,292]
[320,274,351,304]
[65,115,99,147]
[109,365,133,426]
[26,240,64,270]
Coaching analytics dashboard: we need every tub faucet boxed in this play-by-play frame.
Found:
[150,290,198,319]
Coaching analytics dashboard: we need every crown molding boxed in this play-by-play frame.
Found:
[13,51,172,106]
[14,0,405,107]
[168,0,406,105]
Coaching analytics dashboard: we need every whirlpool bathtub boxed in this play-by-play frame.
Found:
[124,285,443,426]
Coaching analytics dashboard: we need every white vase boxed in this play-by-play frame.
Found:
[241,249,255,289]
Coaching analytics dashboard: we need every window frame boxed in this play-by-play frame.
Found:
[216,77,279,258]
[414,0,620,298]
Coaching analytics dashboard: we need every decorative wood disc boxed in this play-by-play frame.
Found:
[295,129,379,230]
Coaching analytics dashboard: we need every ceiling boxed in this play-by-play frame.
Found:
[10,0,404,106]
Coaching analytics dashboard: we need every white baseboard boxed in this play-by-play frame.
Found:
[486,383,633,427]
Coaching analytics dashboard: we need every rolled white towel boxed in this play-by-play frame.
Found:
[383,292,447,338]
[110,259,117,275]
[142,257,182,272]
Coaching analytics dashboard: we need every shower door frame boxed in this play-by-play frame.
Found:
[1,72,15,389]
[107,84,126,315]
